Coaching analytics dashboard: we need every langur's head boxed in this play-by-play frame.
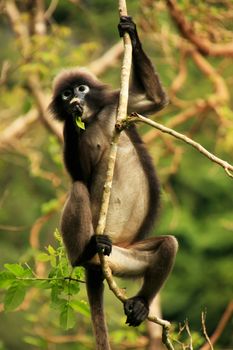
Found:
[49,68,113,123]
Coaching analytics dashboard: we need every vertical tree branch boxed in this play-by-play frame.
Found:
[117,0,132,122]
[95,0,132,296]
[95,0,132,237]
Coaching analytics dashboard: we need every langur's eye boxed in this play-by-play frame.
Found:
[77,85,89,93]
[62,89,73,100]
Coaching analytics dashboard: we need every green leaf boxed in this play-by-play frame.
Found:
[65,281,80,295]
[60,303,76,330]
[47,245,56,256]
[51,284,62,303]
[4,283,26,311]
[48,267,60,279]
[75,116,85,130]
[51,297,66,310]
[37,252,51,262]
[50,255,57,268]
[73,266,85,280]
[54,229,62,243]
[23,336,45,347]
[70,300,90,317]
[4,264,25,277]
[0,271,16,288]
[31,279,51,289]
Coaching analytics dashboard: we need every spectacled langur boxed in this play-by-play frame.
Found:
[50,16,178,350]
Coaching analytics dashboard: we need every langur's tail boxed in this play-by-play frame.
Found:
[86,268,111,350]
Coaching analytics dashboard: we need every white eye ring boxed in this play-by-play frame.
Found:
[62,89,73,100]
[77,85,89,94]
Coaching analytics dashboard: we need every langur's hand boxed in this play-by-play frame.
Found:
[93,234,112,256]
[118,16,136,38]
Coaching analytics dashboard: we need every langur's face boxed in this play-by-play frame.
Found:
[61,84,92,121]
[49,70,113,123]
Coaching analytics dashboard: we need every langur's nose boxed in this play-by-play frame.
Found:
[69,97,80,105]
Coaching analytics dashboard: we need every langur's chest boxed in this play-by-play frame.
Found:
[78,138,102,162]
[77,131,107,177]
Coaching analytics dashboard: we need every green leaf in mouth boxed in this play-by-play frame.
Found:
[75,116,85,130]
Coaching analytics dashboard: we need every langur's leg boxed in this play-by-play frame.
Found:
[103,235,178,326]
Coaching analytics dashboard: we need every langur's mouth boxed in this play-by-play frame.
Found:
[70,103,84,117]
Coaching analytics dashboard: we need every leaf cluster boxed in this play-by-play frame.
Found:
[0,231,89,331]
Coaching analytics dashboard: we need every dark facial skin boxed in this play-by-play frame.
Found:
[61,84,90,117]
[49,72,117,126]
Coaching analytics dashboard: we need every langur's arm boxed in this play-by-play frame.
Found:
[118,16,169,114]
[61,181,111,267]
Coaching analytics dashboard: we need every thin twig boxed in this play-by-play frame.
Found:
[201,311,214,350]
[130,113,233,179]
[200,301,233,350]
[15,276,85,283]
[185,320,193,350]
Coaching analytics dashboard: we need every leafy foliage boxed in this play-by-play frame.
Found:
[0,231,88,331]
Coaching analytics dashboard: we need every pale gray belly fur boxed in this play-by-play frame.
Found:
[90,131,149,245]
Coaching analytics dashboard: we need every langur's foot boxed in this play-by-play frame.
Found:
[124,296,149,327]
